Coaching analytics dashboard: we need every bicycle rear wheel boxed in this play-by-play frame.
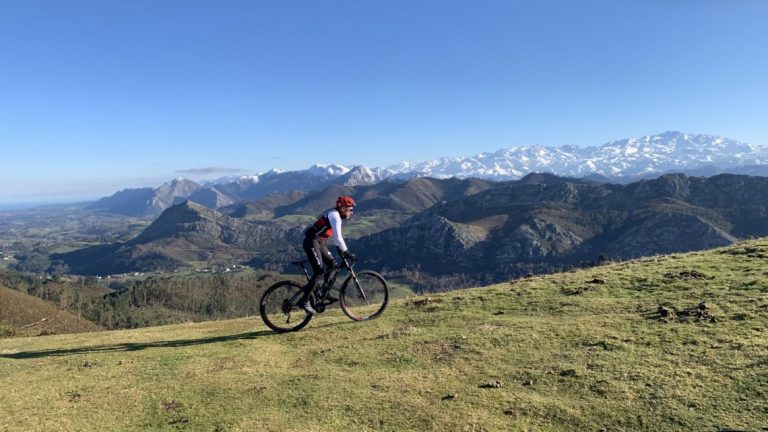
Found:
[260,281,313,332]
[340,270,389,321]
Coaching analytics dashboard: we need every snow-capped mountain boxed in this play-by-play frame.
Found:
[92,132,768,216]
[385,131,768,180]
[202,175,260,186]
[303,164,351,177]
[201,131,766,191]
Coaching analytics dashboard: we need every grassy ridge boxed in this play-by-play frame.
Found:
[1,239,767,431]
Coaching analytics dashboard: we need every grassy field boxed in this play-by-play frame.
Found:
[1,239,767,431]
[49,242,103,254]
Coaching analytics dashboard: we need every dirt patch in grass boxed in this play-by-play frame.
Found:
[589,380,612,397]
[663,270,712,281]
[582,340,620,351]
[479,379,504,389]
[163,400,184,412]
[650,303,718,323]
[410,297,441,307]
[560,276,607,295]
[375,324,418,339]
[412,341,461,362]
[563,285,600,296]
[63,390,82,402]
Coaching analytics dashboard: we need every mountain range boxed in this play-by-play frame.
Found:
[393,130,768,179]
[86,131,768,217]
[56,173,768,282]
[353,173,768,279]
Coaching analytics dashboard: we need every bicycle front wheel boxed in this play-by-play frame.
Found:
[260,281,313,332]
[340,270,389,321]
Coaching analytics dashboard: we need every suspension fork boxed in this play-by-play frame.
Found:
[347,267,368,301]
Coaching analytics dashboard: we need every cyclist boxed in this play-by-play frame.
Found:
[298,195,356,314]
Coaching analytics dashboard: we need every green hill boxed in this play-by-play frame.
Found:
[1,238,767,430]
[0,285,103,337]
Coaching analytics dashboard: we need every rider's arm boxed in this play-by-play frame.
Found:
[328,210,348,253]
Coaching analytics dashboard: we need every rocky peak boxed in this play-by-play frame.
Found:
[129,201,232,244]
[340,165,383,186]
[159,178,200,196]
[517,172,573,185]
[626,174,695,201]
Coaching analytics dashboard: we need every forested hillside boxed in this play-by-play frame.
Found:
[0,268,306,331]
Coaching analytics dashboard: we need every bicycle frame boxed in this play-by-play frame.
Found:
[290,247,366,305]
[292,259,347,295]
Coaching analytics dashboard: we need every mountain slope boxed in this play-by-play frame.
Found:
[55,201,306,275]
[270,176,496,216]
[2,238,766,430]
[355,173,768,278]
[0,285,103,337]
[87,178,202,217]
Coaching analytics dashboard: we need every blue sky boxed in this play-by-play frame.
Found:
[1,0,767,204]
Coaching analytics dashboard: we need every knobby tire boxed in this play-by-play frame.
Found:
[339,270,389,321]
[259,280,313,333]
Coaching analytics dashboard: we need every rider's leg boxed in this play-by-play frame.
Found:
[319,244,338,302]
[299,237,332,304]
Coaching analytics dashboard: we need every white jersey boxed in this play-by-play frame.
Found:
[326,209,349,253]
[305,208,348,253]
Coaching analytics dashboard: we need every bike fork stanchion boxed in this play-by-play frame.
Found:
[347,269,367,302]
[353,278,368,301]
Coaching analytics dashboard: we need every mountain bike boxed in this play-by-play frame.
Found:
[259,247,389,332]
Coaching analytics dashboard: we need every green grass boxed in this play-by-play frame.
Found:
[386,279,417,299]
[343,210,412,238]
[49,242,102,254]
[1,239,767,431]
[272,214,316,225]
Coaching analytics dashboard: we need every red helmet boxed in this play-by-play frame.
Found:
[336,195,356,208]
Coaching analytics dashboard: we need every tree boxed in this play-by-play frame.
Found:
[13,252,50,273]
[49,262,70,277]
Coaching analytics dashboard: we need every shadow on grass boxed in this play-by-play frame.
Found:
[0,330,276,360]
[1,318,363,360]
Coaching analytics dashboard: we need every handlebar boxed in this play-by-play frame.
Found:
[335,246,358,266]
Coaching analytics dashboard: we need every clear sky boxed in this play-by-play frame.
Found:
[1,0,767,204]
